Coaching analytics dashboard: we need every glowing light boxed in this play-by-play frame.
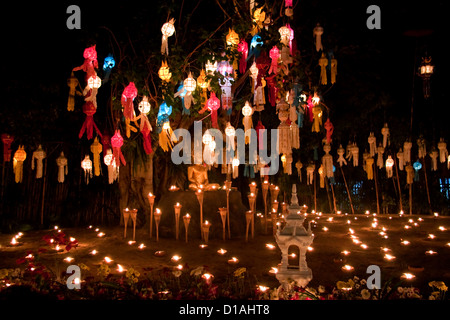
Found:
[97,232,105,237]
[171,255,182,262]
[401,273,416,280]
[307,246,314,252]
[117,264,125,273]
[90,250,98,255]
[341,250,351,256]
[360,244,368,249]
[384,254,396,261]
[381,247,390,252]
[322,227,329,232]
[10,237,17,245]
[438,226,446,231]
[258,285,269,292]
[342,265,354,271]
[128,240,136,245]
[269,267,278,274]
[428,234,436,239]
[217,249,227,255]
[228,257,239,264]
[104,257,113,263]
[202,273,214,281]
[425,250,437,255]
[64,257,74,263]
[266,243,276,250]
[138,244,146,250]
[401,240,410,246]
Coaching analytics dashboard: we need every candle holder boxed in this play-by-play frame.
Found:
[271,208,278,236]
[224,180,232,239]
[262,181,270,234]
[154,208,162,242]
[202,221,211,244]
[130,209,137,241]
[122,208,130,239]
[174,203,182,240]
[281,202,288,216]
[183,214,191,243]
[218,207,227,240]
[147,193,156,238]
[270,185,280,205]
[245,210,254,242]
[195,189,204,239]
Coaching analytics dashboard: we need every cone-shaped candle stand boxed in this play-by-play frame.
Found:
[224,180,232,239]
[271,200,279,236]
[248,192,256,237]
[245,210,254,242]
[174,202,182,240]
[249,182,258,212]
[218,207,227,240]
[281,202,288,216]
[147,193,156,238]
[183,213,191,243]
[130,209,137,241]
[154,208,162,242]
[195,189,204,240]
[202,221,211,244]
[123,208,130,239]
[262,181,270,234]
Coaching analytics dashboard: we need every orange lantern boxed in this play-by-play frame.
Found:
[13,146,27,183]
[158,61,172,82]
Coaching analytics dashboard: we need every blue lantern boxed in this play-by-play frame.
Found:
[175,83,189,115]
[249,34,263,59]
[413,160,422,181]
[102,54,115,83]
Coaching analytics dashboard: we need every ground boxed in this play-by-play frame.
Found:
[1,212,449,297]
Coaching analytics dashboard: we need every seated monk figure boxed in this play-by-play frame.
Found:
[188,164,220,191]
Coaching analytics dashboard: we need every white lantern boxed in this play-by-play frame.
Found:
[202,131,212,145]
[161,18,176,55]
[81,155,93,184]
[205,60,218,75]
[87,75,102,89]
[138,96,151,114]
[183,72,197,93]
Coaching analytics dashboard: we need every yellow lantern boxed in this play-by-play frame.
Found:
[13,146,27,183]
[158,61,172,82]
[183,72,197,93]
[226,28,240,47]
[197,69,209,103]
[205,60,217,75]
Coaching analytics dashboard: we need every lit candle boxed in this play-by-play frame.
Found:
[217,248,227,255]
[425,250,437,255]
[104,256,113,263]
[401,273,415,280]
[138,243,146,250]
[341,250,351,256]
[171,255,182,262]
[183,213,191,243]
[265,243,276,250]
[342,265,354,271]
[117,264,126,273]
[384,254,396,261]
[10,237,18,245]
[269,267,278,274]
[401,240,410,245]
[228,257,239,264]
[90,249,98,255]
[64,257,74,263]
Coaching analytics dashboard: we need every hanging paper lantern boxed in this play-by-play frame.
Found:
[103,53,115,72]
[249,34,263,59]
[368,132,377,157]
[417,137,426,159]
[413,160,422,181]
[319,53,328,85]
[121,82,138,120]
[202,130,212,145]
[225,122,236,152]
[197,69,209,103]
[31,145,46,179]
[311,106,322,133]
[56,152,68,183]
[232,157,240,179]
[437,138,448,163]
[405,164,414,185]
[403,141,412,164]
[88,75,102,90]
[295,161,303,182]
[322,146,334,179]
[1,133,14,162]
[265,74,278,107]
[381,123,390,148]
[67,72,79,111]
[430,149,438,171]
[13,146,26,183]
[104,149,118,184]
[237,40,249,74]
[136,96,153,155]
[219,76,233,113]
[306,163,315,185]
[324,118,334,144]
[268,46,280,75]
[249,61,259,93]
[85,75,102,108]
[279,25,291,46]
[346,142,359,167]
[81,155,93,184]
[161,18,176,55]
[158,115,177,152]
[285,0,293,16]
[203,92,221,128]
[205,60,218,75]
[330,54,337,84]
[385,156,394,178]
[242,101,254,144]
[313,23,324,52]
[252,7,266,35]
[79,101,102,140]
[90,137,103,177]
[111,130,126,167]
[158,61,172,82]
[377,144,385,169]
[365,157,374,180]
[182,72,197,112]
[217,60,234,77]
[255,120,266,151]
[337,144,347,167]
[226,28,240,47]
[72,45,98,80]
[101,134,111,152]
[396,148,405,171]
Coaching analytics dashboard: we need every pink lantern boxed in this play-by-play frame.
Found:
[324,118,334,144]
[237,40,248,74]
[269,46,280,74]
[111,130,126,167]
[200,92,221,129]
[121,82,138,120]
[217,60,233,77]
[72,45,98,80]
[79,101,102,140]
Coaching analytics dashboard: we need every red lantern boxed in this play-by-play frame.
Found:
[206,92,221,129]
[111,130,126,167]
[72,45,98,80]
[79,101,102,140]
[1,133,14,162]
[121,82,138,120]
[237,40,248,74]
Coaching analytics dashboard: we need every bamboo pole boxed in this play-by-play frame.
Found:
[330,180,337,213]
[314,170,317,212]
[324,176,333,213]
[421,159,432,214]
[393,156,403,212]
[373,162,380,214]
[340,166,355,214]
[40,159,47,226]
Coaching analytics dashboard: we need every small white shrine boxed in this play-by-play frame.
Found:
[275,184,314,288]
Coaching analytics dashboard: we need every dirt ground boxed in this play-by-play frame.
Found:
[1,213,449,295]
